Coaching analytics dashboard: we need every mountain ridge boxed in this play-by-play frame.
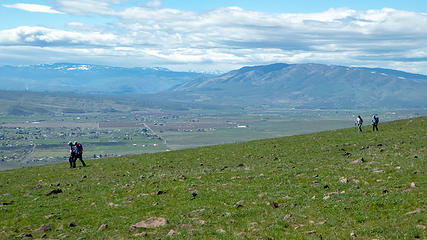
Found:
[1,62,426,109]
[172,63,427,109]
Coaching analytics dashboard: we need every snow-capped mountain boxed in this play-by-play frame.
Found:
[0,63,209,94]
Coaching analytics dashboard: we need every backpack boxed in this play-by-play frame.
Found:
[373,116,379,124]
[76,142,83,153]
[70,145,77,154]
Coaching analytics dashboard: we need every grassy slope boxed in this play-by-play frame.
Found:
[0,117,425,239]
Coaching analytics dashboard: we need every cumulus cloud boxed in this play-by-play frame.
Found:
[1,4,427,74]
[0,26,119,47]
[52,0,122,15]
[109,7,427,69]
[3,3,63,14]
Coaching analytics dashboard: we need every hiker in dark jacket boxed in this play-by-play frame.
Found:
[372,114,379,131]
[74,141,86,167]
[355,115,363,132]
[68,141,76,168]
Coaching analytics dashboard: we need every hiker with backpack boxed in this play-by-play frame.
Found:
[68,141,77,168]
[355,115,363,132]
[372,114,379,131]
[74,141,87,167]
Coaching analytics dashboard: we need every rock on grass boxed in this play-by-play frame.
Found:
[190,190,198,200]
[34,224,51,232]
[373,168,384,173]
[405,209,424,215]
[18,233,32,238]
[108,202,120,207]
[98,224,108,232]
[133,232,147,237]
[130,217,168,232]
[1,200,14,205]
[351,157,364,164]
[46,189,62,196]
[271,201,279,208]
[192,209,205,214]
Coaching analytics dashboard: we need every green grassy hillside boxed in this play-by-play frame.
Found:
[1,117,426,239]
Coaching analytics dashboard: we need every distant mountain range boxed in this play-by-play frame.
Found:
[0,63,210,94]
[172,63,427,109]
[1,62,426,109]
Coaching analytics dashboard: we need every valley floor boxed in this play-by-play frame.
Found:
[1,108,423,170]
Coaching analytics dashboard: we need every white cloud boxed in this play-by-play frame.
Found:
[144,0,162,9]
[65,22,98,32]
[3,3,63,14]
[52,0,122,15]
[0,26,120,46]
[1,4,427,74]
[66,22,85,28]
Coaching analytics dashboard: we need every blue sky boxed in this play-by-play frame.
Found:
[2,0,426,29]
[162,0,427,13]
[1,0,427,74]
